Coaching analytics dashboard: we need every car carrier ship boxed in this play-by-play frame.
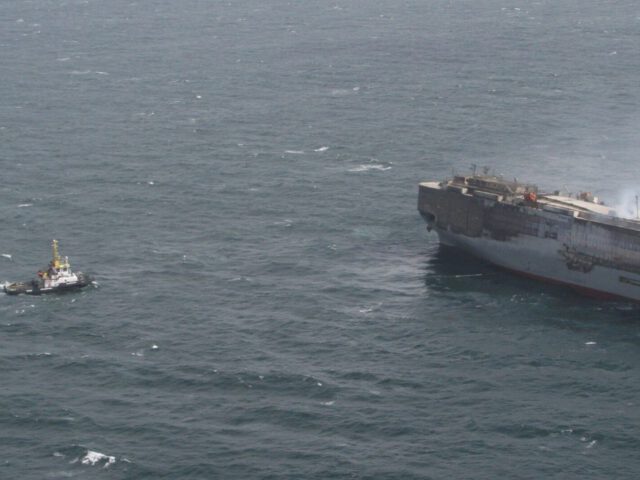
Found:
[418,173,640,301]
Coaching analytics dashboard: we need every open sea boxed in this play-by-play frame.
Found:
[2,0,640,478]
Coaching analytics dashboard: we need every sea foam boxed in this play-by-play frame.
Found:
[348,164,391,172]
[79,450,116,468]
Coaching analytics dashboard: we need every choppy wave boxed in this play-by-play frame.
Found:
[348,164,392,172]
[53,446,120,469]
[3,1,640,479]
[80,450,116,467]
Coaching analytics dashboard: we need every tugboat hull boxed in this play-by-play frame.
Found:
[4,273,92,295]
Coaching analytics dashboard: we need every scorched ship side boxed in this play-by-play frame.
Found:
[418,174,640,301]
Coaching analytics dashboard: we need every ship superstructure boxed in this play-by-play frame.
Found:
[418,174,640,301]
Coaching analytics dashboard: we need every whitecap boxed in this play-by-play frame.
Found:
[322,400,335,406]
[151,344,159,350]
[57,57,70,62]
[81,450,116,467]
[314,146,329,152]
[284,150,305,154]
[18,203,32,207]
[585,341,596,345]
[70,70,91,75]
[229,276,252,282]
[348,164,392,172]
[359,303,382,313]
[2,253,12,260]
[273,219,292,227]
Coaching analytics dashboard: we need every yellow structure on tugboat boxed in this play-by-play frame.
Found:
[51,239,70,271]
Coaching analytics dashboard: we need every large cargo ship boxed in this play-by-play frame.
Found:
[418,173,640,301]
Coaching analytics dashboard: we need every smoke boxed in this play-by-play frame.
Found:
[613,189,640,219]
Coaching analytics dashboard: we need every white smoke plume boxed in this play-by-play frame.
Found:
[614,189,640,219]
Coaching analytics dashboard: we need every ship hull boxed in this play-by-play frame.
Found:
[434,228,640,301]
[3,273,92,296]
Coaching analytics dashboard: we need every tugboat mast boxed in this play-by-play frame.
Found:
[51,239,70,270]
[52,239,61,269]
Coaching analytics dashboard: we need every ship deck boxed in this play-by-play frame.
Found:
[418,180,640,234]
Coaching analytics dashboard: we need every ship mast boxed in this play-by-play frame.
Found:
[52,239,63,269]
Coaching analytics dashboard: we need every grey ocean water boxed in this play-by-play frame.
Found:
[2,0,640,478]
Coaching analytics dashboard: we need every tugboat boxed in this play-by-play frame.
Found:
[3,240,92,295]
